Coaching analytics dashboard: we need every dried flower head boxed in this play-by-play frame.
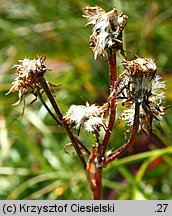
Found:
[83,6,128,59]
[63,102,108,135]
[115,58,166,135]
[6,56,47,106]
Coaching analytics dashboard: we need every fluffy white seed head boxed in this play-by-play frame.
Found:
[84,117,106,133]
[116,58,166,134]
[13,57,46,78]
[63,102,108,134]
[83,6,127,59]
[6,56,47,106]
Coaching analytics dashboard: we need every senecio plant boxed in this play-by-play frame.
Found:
[6,6,167,199]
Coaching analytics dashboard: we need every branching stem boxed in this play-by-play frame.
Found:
[39,75,87,169]
[37,90,62,126]
[106,102,140,165]
[90,50,117,199]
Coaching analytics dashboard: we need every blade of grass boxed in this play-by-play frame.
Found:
[106,146,172,169]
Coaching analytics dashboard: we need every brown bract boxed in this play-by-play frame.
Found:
[122,58,157,78]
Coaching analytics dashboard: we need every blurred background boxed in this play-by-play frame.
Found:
[0,0,172,199]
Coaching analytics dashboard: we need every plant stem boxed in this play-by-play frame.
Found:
[90,50,117,200]
[37,90,62,126]
[94,168,102,200]
[76,139,90,155]
[37,90,90,156]
[39,77,63,121]
[86,146,102,200]
[92,168,102,200]
[108,50,117,92]
[100,50,117,161]
[106,102,140,165]
[39,75,87,169]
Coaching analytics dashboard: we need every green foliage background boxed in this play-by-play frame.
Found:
[0,0,172,199]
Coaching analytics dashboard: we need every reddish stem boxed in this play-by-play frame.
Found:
[39,75,87,169]
[37,90,62,126]
[100,51,117,159]
[86,146,102,200]
[92,50,117,199]
[108,50,117,92]
[106,102,140,165]
[94,168,102,200]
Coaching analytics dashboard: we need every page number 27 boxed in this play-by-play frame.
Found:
[155,204,168,213]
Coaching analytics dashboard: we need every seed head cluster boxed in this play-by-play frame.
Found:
[63,102,108,135]
[115,58,166,135]
[5,5,167,142]
[83,6,127,59]
[6,56,47,105]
